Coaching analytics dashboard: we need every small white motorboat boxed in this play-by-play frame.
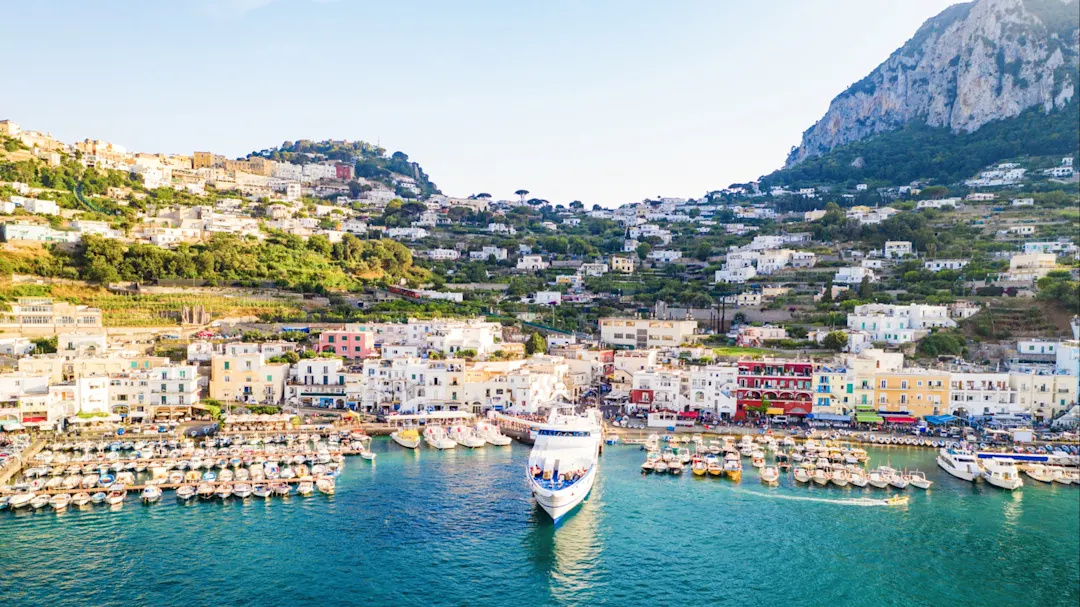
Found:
[793,466,811,484]
[907,470,933,489]
[1024,464,1056,484]
[105,484,126,506]
[197,483,215,499]
[297,481,315,496]
[849,469,869,488]
[760,466,780,486]
[50,493,72,511]
[90,492,107,504]
[215,485,233,499]
[812,468,830,486]
[316,477,335,495]
[31,494,51,509]
[176,485,196,501]
[71,492,92,506]
[233,483,253,498]
[253,484,272,498]
[141,486,163,503]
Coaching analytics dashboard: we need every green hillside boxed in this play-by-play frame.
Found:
[763,99,1079,188]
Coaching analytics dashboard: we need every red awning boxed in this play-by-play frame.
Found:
[678,411,699,419]
[883,415,917,423]
[788,407,809,416]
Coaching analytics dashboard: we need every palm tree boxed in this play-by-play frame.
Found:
[514,189,529,204]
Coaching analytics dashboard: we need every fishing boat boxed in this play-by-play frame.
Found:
[1052,467,1076,485]
[936,448,981,482]
[981,458,1023,490]
[215,484,233,499]
[907,470,933,489]
[176,485,196,500]
[831,469,849,487]
[723,452,742,482]
[9,492,35,509]
[760,466,780,486]
[691,456,708,476]
[868,470,889,489]
[475,421,513,446]
[49,493,71,511]
[202,471,217,482]
[272,483,291,496]
[316,477,335,495]
[523,405,603,524]
[90,492,106,504]
[850,469,869,487]
[706,454,723,477]
[31,494,51,509]
[141,486,163,503]
[654,459,669,474]
[252,484,272,498]
[391,427,422,449]
[233,483,253,498]
[297,481,314,496]
[105,484,126,506]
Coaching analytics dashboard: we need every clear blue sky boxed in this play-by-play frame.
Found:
[1,0,957,206]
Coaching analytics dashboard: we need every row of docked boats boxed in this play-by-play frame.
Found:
[935,448,1078,490]
[390,422,512,450]
[792,462,933,490]
[2,483,129,511]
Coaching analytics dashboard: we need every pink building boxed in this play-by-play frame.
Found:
[318,330,376,359]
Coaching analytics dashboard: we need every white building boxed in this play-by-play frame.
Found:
[599,318,698,349]
[846,303,955,345]
[469,246,508,262]
[949,373,1016,416]
[834,266,876,285]
[883,241,913,258]
[923,259,969,272]
[647,250,683,263]
[516,255,549,271]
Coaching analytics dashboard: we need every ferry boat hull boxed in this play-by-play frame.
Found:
[530,465,596,524]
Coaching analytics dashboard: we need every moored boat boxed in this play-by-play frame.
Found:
[176,485,196,500]
[49,493,72,511]
[105,484,126,506]
[760,465,779,486]
[981,458,1023,491]
[391,427,422,449]
[936,448,980,482]
[141,486,163,503]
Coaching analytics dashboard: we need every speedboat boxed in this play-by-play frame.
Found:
[907,470,933,489]
[423,426,457,450]
[668,458,684,475]
[49,494,72,511]
[936,448,980,482]
[272,483,291,496]
[750,450,765,468]
[723,452,742,482]
[691,456,708,476]
[450,425,486,449]
[641,451,659,473]
[391,427,422,449]
[316,478,335,495]
[981,458,1023,490]
[706,454,723,477]
[654,459,669,474]
[812,468,830,486]
[1024,464,1056,484]
[176,485,196,500]
[525,405,602,524]
[885,495,910,506]
[105,484,126,506]
[760,466,779,486]
[141,486,163,503]
[475,422,513,446]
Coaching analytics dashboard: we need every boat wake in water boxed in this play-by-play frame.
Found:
[731,488,904,507]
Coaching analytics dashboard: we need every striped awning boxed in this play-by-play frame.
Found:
[765,407,785,415]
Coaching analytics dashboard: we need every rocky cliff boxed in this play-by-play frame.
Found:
[786,0,1079,167]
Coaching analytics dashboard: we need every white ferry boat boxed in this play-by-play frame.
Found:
[936,447,981,482]
[523,405,602,524]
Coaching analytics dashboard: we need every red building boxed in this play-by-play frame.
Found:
[335,163,353,180]
[735,360,816,420]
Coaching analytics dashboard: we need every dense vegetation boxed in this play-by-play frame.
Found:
[0,233,427,292]
[765,100,1079,188]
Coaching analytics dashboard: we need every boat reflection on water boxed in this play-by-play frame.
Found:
[525,478,604,601]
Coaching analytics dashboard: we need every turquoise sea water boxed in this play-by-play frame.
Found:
[1,439,1077,607]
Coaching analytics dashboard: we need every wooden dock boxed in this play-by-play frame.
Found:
[24,478,329,496]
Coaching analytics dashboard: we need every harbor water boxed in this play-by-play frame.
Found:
[1,439,1077,607]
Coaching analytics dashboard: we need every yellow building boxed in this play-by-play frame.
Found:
[610,255,637,274]
[873,369,950,418]
[192,151,215,169]
[209,353,288,405]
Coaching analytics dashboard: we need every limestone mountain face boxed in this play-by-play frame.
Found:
[786,0,1079,166]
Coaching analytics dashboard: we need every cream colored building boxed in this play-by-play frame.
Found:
[18,354,169,384]
[599,318,699,349]
[0,297,103,335]
[209,353,288,405]
[1008,372,1077,421]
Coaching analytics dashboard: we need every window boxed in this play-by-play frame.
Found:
[880,380,887,389]
[900,381,908,389]
[224,361,230,370]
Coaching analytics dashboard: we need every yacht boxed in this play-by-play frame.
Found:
[936,448,981,482]
[423,426,457,450]
[525,405,602,524]
[981,458,1023,490]
[391,428,422,449]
